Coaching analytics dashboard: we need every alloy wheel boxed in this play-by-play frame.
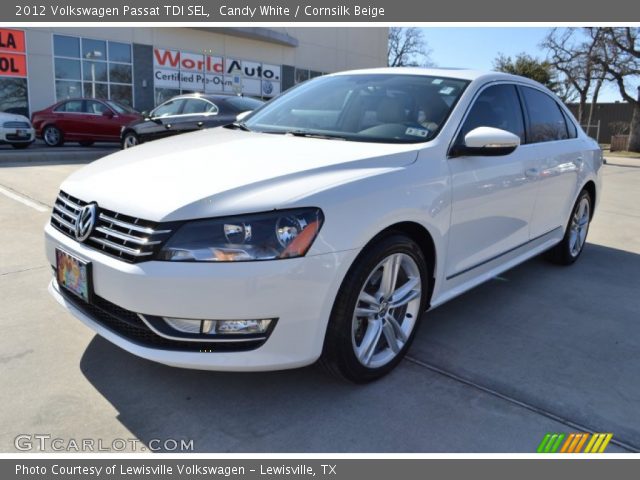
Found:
[569,196,590,257]
[351,253,422,369]
[44,127,60,146]
[123,134,138,149]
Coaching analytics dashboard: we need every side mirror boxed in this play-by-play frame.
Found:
[141,110,149,118]
[102,110,114,118]
[451,127,520,157]
[236,110,251,122]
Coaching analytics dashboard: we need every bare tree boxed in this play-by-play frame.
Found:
[388,27,433,67]
[589,27,640,152]
[541,28,605,126]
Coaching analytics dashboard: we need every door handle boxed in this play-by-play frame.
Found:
[197,121,204,127]
[525,168,539,179]
[165,124,172,129]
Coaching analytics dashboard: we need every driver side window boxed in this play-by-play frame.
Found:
[458,84,525,145]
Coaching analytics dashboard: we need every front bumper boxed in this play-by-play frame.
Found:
[45,222,359,371]
[0,127,35,144]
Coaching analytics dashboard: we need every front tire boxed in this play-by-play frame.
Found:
[11,142,32,149]
[547,190,592,265]
[320,233,429,383]
[121,131,139,149]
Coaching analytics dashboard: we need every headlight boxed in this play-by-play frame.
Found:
[157,208,324,262]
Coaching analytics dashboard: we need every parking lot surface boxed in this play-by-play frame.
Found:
[0,153,638,452]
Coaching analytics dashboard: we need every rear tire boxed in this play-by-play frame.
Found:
[319,233,429,383]
[43,125,64,147]
[547,189,592,265]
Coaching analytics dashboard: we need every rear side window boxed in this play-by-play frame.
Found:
[458,84,525,144]
[562,110,578,138]
[182,99,217,114]
[521,87,569,143]
[55,100,83,113]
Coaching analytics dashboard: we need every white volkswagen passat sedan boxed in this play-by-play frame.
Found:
[45,68,602,382]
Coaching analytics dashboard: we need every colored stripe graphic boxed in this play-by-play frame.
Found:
[574,433,589,453]
[538,433,613,453]
[560,433,576,453]
[537,434,552,453]
[537,433,565,453]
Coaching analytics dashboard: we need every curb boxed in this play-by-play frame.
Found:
[0,149,118,164]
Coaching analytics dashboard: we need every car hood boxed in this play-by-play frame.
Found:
[62,128,420,222]
[0,112,30,124]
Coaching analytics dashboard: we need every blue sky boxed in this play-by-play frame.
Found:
[421,27,621,102]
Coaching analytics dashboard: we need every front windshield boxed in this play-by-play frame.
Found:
[244,74,469,143]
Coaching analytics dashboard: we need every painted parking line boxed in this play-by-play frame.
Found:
[0,185,49,212]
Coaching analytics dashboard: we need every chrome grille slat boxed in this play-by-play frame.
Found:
[89,237,155,257]
[3,121,30,128]
[99,213,170,235]
[50,190,173,263]
[56,194,82,211]
[51,212,75,231]
[53,203,78,220]
[94,226,162,246]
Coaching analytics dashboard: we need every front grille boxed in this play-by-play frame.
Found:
[5,134,32,141]
[51,191,173,263]
[3,121,30,128]
[58,284,264,352]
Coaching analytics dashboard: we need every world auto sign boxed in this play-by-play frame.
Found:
[153,48,281,97]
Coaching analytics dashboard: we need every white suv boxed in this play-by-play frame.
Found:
[45,68,602,382]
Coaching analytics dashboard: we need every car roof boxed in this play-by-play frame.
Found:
[57,98,107,102]
[330,67,544,87]
[169,93,261,102]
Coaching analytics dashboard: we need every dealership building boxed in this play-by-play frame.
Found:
[0,26,388,117]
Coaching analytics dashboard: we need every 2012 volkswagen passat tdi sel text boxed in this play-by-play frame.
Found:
[45,68,602,382]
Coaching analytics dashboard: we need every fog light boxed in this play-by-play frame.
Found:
[216,319,272,334]
[162,317,272,335]
[163,317,201,334]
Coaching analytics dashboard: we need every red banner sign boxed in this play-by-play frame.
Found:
[0,52,27,77]
[0,28,26,53]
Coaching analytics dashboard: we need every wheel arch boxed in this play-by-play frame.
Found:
[360,221,437,308]
[581,180,597,218]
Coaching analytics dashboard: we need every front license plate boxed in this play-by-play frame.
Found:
[56,248,92,302]
[15,129,28,137]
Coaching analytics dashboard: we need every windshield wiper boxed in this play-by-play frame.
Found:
[283,130,348,141]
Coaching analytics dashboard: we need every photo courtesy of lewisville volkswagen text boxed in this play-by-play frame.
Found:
[0,0,639,474]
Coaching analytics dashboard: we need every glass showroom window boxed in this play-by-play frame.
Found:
[53,35,134,106]
[0,78,29,117]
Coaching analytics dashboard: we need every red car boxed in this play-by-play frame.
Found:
[31,98,142,147]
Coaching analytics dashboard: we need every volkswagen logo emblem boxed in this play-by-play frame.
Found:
[74,203,97,242]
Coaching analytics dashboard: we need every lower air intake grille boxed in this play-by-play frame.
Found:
[58,285,265,352]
